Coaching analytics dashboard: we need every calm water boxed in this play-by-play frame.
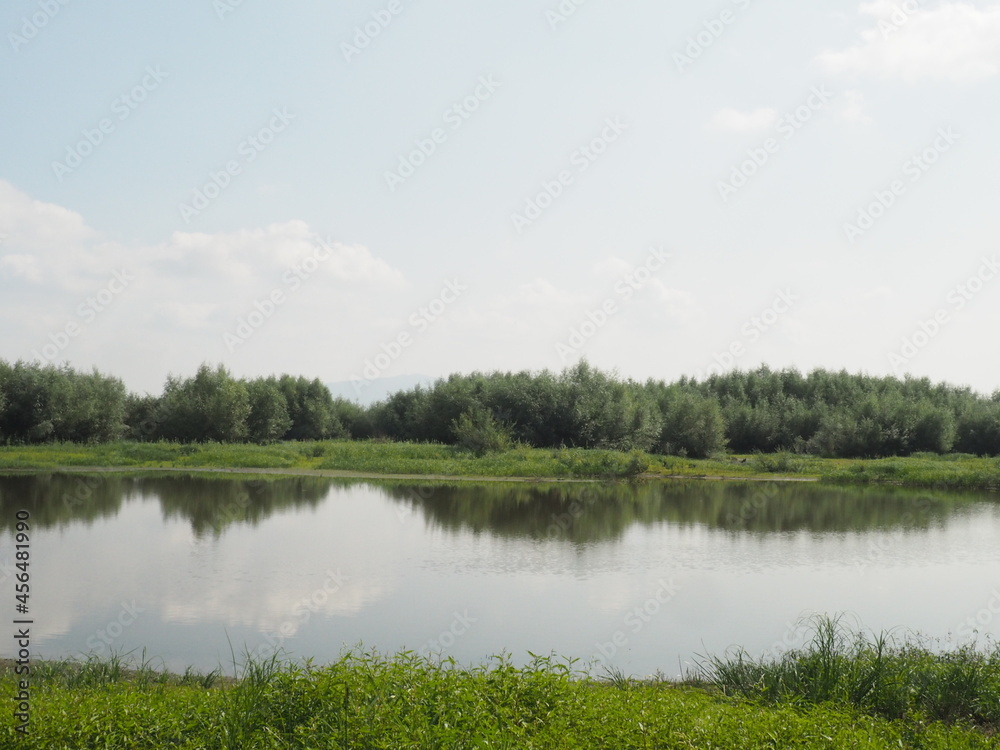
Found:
[2,473,1000,677]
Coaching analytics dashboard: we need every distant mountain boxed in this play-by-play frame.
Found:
[326,374,437,405]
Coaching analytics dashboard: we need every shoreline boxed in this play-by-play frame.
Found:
[0,441,998,490]
[0,463,822,483]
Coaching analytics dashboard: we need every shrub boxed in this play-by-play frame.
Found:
[451,407,514,456]
[751,450,806,474]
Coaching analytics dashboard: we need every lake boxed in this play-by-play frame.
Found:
[2,472,999,678]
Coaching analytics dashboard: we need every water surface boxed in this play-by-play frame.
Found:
[1,473,998,677]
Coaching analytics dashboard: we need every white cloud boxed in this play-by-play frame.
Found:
[445,278,583,352]
[157,301,221,329]
[651,286,699,318]
[707,107,779,133]
[0,181,94,253]
[591,255,699,320]
[862,284,895,301]
[816,1,1000,83]
[0,253,43,282]
[838,90,873,124]
[0,180,411,389]
[320,241,406,285]
[156,222,406,288]
[591,256,634,279]
[0,181,404,297]
[501,277,582,311]
[0,181,97,286]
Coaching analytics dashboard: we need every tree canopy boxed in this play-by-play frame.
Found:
[2,359,998,458]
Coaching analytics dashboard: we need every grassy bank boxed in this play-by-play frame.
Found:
[818,452,1000,492]
[0,440,655,479]
[701,615,1000,731]
[0,440,999,489]
[3,620,999,748]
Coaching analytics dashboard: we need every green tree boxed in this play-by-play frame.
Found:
[330,397,369,438]
[0,361,64,442]
[61,368,128,442]
[124,393,162,441]
[246,377,293,443]
[278,375,345,440]
[368,386,429,440]
[0,361,126,443]
[652,388,727,458]
[954,401,1000,456]
[157,364,250,442]
[555,361,661,450]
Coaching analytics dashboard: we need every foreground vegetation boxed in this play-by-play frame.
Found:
[4,359,1000,460]
[3,619,999,748]
[701,616,1000,732]
[2,439,1000,489]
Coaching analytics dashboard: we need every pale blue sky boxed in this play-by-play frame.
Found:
[2,0,998,395]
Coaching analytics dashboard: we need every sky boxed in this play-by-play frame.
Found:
[1,0,999,398]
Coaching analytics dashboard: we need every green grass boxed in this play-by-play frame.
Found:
[698,614,1000,732]
[0,440,664,479]
[655,451,1000,492]
[819,453,1000,492]
[1,441,999,489]
[4,640,998,749]
[0,440,306,470]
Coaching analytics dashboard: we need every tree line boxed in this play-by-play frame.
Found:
[1,359,999,458]
[0,361,358,445]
